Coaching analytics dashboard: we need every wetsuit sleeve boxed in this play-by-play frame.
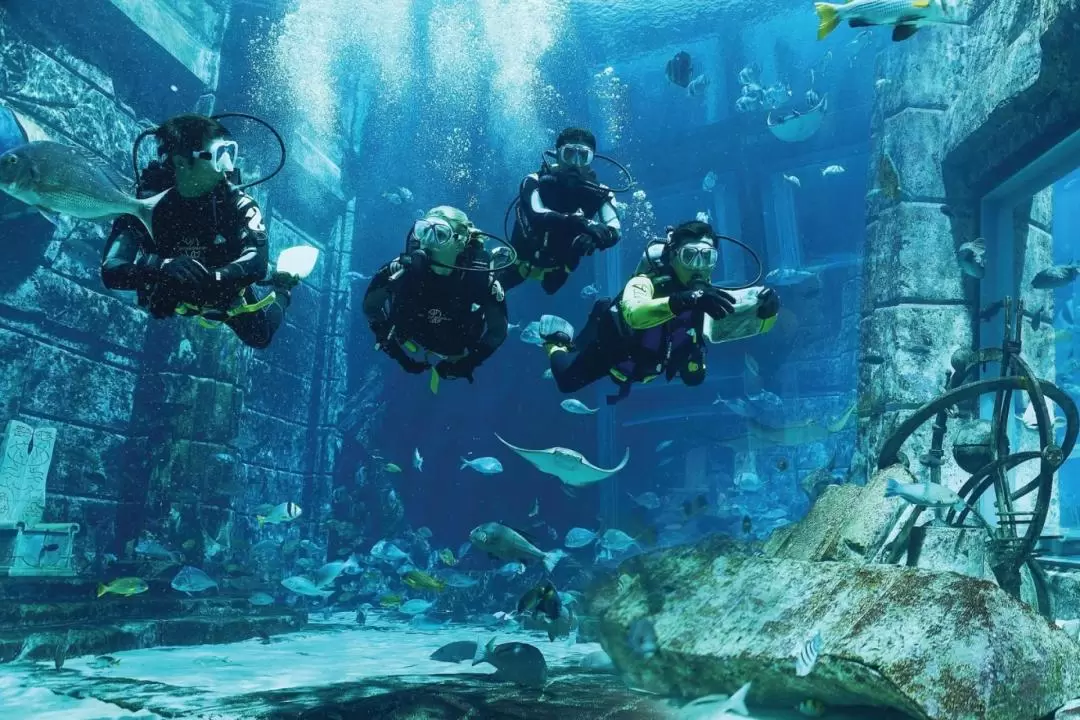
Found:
[520,174,581,233]
[212,193,269,292]
[101,216,159,290]
[619,275,675,330]
[599,198,621,233]
[362,263,396,335]
[468,286,509,366]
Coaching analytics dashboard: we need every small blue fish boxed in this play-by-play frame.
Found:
[580,283,599,299]
[563,528,597,549]
[461,456,504,474]
[560,399,598,415]
[628,617,657,659]
[399,598,434,615]
[414,448,423,472]
[655,439,674,453]
[496,562,526,577]
[171,566,218,595]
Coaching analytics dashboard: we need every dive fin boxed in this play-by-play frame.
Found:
[892,23,919,41]
[132,188,169,239]
[814,3,841,40]
[430,369,440,395]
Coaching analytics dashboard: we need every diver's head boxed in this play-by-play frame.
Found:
[554,127,596,169]
[666,220,719,287]
[413,205,474,272]
[156,114,236,197]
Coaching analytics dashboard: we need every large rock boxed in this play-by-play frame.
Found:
[591,537,1080,719]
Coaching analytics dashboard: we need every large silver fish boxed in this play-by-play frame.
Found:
[815,0,956,42]
[0,141,166,235]
[469,521,566,573]
[496,433,629,487]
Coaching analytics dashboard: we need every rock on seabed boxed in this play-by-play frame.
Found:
[590,536,1080,720]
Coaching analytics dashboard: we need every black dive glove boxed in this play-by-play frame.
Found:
[160,256,212,299]
[757,287,781,319]
[436,357,477,383]
[669,286,737,318]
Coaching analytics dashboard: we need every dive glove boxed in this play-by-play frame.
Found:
[160,256,212,298]
[669,286,737,318]
[435,357,477,383]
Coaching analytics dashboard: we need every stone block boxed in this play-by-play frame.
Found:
[908,525,994,580]
[866,204,966,306]
[877,26,965,120]
[260,322,318,380]
[883,109,947,201]
[137,373,240,441]
[106,0,225,86]
[245,358,314,420]
[236,410,309,473]
[861,306,972,407]
[1048,569,1080,620]
[591,540,1080,720]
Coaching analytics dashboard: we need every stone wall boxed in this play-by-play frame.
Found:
[0,3,352,585]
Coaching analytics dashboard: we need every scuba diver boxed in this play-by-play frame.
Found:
[498,127,622,295]
[363,206,509,384]
[101,113,297,349]
[538,220,781,403]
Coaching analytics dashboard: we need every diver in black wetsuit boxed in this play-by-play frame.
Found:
[539,220,781,404]
[101,114,296,349]
[497,127,621,295]
[363,206,508,383]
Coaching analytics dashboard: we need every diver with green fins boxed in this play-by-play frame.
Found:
[497,127,627,295]
[363,206,513,389]
[539,220,781,403]
[101,113,317,349]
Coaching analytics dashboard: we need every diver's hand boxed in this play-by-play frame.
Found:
[669,286,736,317]
[435,358,476,383]
[160,256,211,297]
[756,287,780,319]
[572,233,598,257]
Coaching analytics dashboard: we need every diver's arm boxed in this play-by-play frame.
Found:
[520,174,583,232]
[101,216,160,290]
[619,275,675,330]
[362,264,396,334]
[468,292,509,366]
[212,194,270,292]
[588,198,621,249]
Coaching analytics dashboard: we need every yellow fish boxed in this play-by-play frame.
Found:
[97,577,149,598]
[797,698,826,717]
[403,570,446,592]
[379,594,403,608]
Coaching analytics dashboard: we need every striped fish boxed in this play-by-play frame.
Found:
[814,0,955,42]
[794,630,823,677]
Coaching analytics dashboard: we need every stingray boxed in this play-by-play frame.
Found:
[495,434,629,487]
[767,94,828,143]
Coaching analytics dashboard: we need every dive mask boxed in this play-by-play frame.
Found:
[413,217,460,249]
[676,242,719,270]
[192,138,238,173]
[557,143,594,168]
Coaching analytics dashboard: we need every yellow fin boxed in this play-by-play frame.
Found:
[912,0,930,6]
[814,3,841,40]
[256,515,266,528]
[97,583,108,598]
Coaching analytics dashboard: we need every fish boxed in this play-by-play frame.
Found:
[443,571,479,588]
[379,594,403,608]
[417,526,433,539]
[472,637,549,688]
[861,352,887,365]
[702,171,718,192]
[765,267,819,286]
[682,493,709,516]
[496,433,629,487]
[875,78,893,89]
[257,501,302,528]
[370,539,410,564]
[53,641,68,671]
[413,448,423,472]
[431,640,479,663]
[821,164,845,177]
[382,191,402,204]
[655,439,674,453]
[88,655,121,670]
[666,50,693,88]
[398,186,414,202]
[248,591,275,606]
[97,577,148,598]
[744,353,759,376]
[580,650,614,670]
[517,580,562,622]
[599,529,639,553]
[560,399,598,415]
[677,683,752,719]
[687,73,710,97]
[542,368,554,380]
[438,548,457,566]
[281,576,334,598]
[171,566,218,595]
[957,238,986,278]
[794,630,823,676]
[798,698,827,717]
[403,570,446,592]
[580,283,599,299]
[399,598,434,615]
[386,462,403,473]
[735,471,764,492]
[775,457,789,471]
[628,618,658,660]
[461,456,504,474]
[1018,398,1066,431]
[469,522,567,573]
[0,141,168,234]
[627,491,661,510]
[314,555,360,588]
[564,527,598,549]
[345,270,371,282]
[529,498,540,517]
[496,561,527,577]
[519,321,543,346]
[134,538,180,563]
[742,516,753,535]
[783,173,801,188]
[800,453,838,501]
[815,0,957,42]
[885,478,966,511]
[1032,265,1080,289]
